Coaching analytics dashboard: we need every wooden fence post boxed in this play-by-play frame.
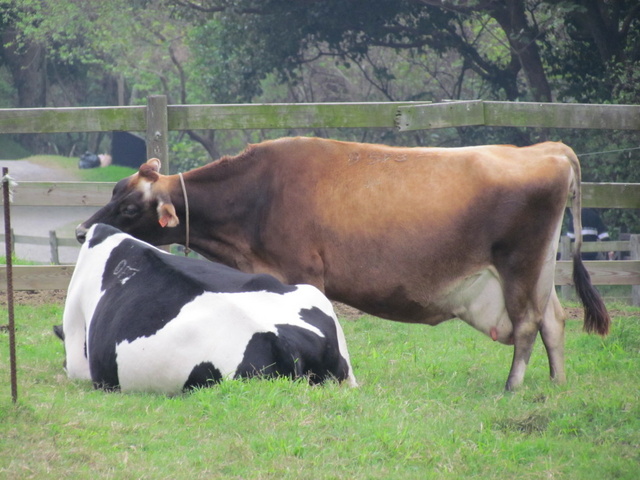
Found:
[559,236,574,301]
[49,230,59,265]
[631,234,640,306]
[146,95,171,253]
[146,95,169,174]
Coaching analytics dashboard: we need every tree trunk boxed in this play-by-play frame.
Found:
[186,130,220,160]
[490,0,553,102]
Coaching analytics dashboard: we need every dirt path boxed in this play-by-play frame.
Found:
[0,160,77,181]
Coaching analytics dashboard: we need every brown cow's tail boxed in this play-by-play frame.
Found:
[567,146,611,336]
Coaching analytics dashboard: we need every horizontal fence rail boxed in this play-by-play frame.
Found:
[396,101,640,131]
[4,100,640,134]
[0,230,79,265]
[0,181,114,207]
[0,101,425,134]
[0,105,147,133]
[0,265,75,290]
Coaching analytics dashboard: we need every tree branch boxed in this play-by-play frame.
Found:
[170,0,266,14]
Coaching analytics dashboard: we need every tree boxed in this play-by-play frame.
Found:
[176,0,638,104]
[0,0,223,157]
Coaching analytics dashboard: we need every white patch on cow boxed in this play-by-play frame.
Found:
[63,229,131,379]
[439,266,513,344]
[114,288,331,393]
[137,177,154,201]
[63,228,149,379]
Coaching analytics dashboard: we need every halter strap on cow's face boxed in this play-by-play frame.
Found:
[140,158,191,256]
[178,172,191,256]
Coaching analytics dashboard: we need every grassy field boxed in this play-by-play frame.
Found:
[1,299,639,479]
[24,154,136,182]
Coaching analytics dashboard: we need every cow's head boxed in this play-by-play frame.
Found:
[76,158,181,245]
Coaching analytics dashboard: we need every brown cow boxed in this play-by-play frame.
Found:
[77,137,610,390]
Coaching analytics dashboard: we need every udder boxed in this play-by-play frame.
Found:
[439,266,514,345]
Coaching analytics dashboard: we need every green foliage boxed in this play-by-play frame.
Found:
[168,133,211,173]
[188,18,281,103]
[3,0,147,70]
[540,0,640,105]
[1,302,640,478]
[0,67,17,108]
[0,135,31,159]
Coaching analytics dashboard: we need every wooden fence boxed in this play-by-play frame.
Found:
[0,230,78,265]
[1,98,639,303]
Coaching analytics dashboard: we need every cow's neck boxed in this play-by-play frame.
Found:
[177,156,273,274]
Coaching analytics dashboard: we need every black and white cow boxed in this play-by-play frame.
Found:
[56,223,356,394]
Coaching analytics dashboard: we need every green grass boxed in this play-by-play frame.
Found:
[1,302,639,479]
[24,154,136,182]
[0,255,41,266]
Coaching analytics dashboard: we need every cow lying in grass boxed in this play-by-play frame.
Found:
[55,223,356,394]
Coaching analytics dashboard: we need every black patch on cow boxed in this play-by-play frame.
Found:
[87,223,121,248]
[162,254,296,296]
[234,308,349,385]
[184,362,223,390]
[276,307,350,384]
[86,223,298,390]
[235,332,296,380]
[53,324,64,341]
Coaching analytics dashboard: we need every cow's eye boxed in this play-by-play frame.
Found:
[121,204,139,217]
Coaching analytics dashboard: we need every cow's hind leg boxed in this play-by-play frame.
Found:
[540,290,566,384]
[505,305,541,391]
[500,263,551,390]
[506,290,564,390]
[502,270,561,390]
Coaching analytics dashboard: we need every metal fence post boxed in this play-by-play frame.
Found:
[2,168,18,403]
[631,234,640,306]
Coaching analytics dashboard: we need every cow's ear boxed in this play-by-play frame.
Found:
[158,201,179,228]
[139,158,162,181]
[147,158,161,171]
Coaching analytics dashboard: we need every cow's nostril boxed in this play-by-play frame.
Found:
[75,225,88,243]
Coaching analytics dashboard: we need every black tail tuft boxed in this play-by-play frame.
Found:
[573,254,611,336]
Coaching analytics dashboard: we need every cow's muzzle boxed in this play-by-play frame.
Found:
[75,224,88,244]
